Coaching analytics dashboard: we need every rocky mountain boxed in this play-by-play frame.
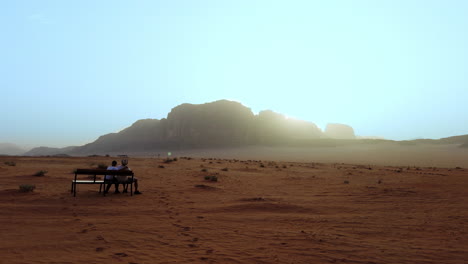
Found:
[24,146,78,156]
[439,134,468,144]
[0,143,26,155]
[164,100,256,147]
[324,123,356,139]
[26,100,363,156]
[60,100,349,155]
[401,134,468,147]
[25,99,468,156]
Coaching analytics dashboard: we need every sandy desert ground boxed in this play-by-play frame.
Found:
[0,155,467,264]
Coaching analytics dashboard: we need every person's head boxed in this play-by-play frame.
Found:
[111,160,117,166]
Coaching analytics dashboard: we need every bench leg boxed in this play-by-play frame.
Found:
[103,183,111,196]
[73,183,77,197]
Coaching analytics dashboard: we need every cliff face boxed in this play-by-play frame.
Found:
[31,100,359,155]
[324,123,356,139]
[254,110,323,144]
[164,100,256,147]
[68,100,329,154]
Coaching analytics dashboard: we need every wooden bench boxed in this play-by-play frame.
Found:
[71,169,135,197]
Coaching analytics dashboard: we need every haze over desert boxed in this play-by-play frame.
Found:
[2,1,468,263]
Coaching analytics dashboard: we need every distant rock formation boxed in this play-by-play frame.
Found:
[164,100,256,147]
[24,146,78,156]
[254,110,323,144]
[324,123,355,139]
[439,134,468,144]
[26,100,364,156]
[66,100,331,155]
[0,143,26,155]
[73,119,163,154]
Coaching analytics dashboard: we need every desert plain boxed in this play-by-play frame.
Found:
[0,150,467,264]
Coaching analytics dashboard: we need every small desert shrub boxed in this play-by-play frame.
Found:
[221,167,228,171]
[164,158,174,163]
[158,165,165,168]
[343,180,350,184]
[282,165,287,169]
[19,184,36,192]
[34,170,48,177]
[97,163,107,169]
[378,179,382,184]
[173,157,178,161]
[260,164,265,168]
[204,175,218,182]
[4,161,16,166]
[201,168,208,172]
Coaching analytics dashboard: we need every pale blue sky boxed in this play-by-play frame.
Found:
[1,0,467,148]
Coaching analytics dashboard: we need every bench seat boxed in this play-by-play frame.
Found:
[72,180,105,184]
[71,169,134,197]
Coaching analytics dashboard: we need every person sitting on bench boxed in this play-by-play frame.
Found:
[104,160,122,194]
[116,160,142,195]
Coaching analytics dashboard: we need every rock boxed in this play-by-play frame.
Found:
[324,123,355,139]
[27,100,356,155]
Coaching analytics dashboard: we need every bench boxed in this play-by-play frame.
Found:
[71,169,135,197]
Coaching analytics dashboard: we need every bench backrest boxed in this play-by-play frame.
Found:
[75,169,134,176]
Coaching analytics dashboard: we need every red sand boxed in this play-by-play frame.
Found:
[0,156,467,263]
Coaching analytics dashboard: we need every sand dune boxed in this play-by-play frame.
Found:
[0,156,467,263]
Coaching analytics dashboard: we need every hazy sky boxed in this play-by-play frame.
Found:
[1,0,468,148]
